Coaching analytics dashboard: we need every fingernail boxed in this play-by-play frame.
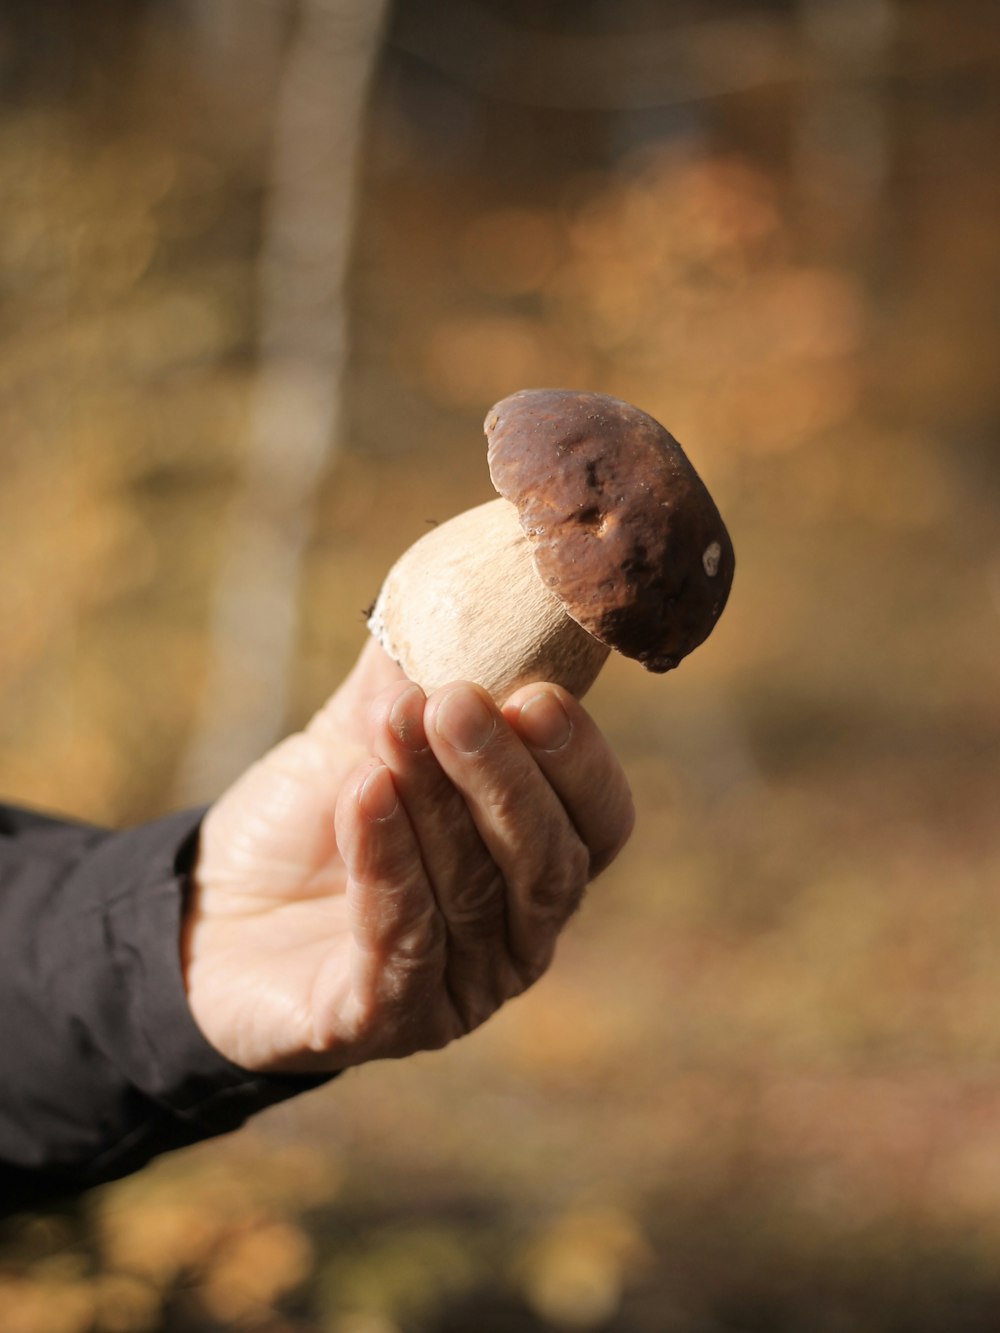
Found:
[360,765,398,821]
[389,684,427,752]
[434,687,496,754]
[518,691,572,751]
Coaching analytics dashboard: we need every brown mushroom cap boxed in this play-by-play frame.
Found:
[484,388,735,672]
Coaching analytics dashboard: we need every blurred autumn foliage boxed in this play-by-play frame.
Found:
[2,0,999,1330]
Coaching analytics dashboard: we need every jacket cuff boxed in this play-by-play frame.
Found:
[69,808,334,1186]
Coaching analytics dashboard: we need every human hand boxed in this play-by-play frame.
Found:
[182,639,634,1074]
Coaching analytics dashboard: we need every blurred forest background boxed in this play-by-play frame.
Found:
[1,0,998,1329]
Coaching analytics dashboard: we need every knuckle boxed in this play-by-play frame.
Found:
[392,906,447,965]
[589,795,636,878]
[564,838,592,892]
[451,989,497,1036]
[376,951,442,1012]
[444,864,505,927]
[397,995,461,1054]
[484,788,521,832]
[588,843,620,880]
[449,964,521,1034]
[527,839,590,921]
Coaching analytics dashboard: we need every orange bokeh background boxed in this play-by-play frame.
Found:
[1,2,998,1330]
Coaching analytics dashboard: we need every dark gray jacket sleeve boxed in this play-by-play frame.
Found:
[0,803,333,1214]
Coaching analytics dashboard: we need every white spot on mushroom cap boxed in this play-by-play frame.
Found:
[702,541,722,577]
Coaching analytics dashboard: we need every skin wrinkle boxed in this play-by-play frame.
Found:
[426,687,533,1007]
[374,681,503,1037]
[185,645,633,1074]
[442,780,549,983]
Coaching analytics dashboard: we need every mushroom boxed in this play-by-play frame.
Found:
[367,388,735,701]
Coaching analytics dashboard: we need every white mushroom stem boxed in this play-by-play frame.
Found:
[367,498,610,701]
